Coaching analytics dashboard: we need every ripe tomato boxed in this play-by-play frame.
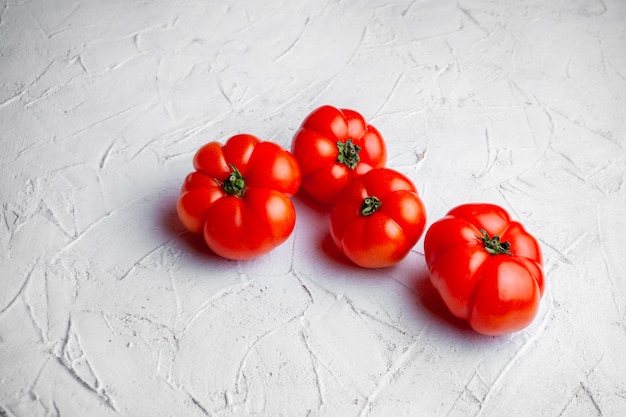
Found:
[291,105,387,206]
[177,134,301,260]
[424,203,545,335]
[329,168,427,268]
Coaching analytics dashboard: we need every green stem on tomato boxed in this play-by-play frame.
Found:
[220,164,246,198]
[361,196,382,216]
[479,229,513,256]
[336,139,361,169]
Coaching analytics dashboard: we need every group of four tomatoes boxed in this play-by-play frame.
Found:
[177,105,546,336]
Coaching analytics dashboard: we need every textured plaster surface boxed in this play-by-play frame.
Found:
[1,0,625,416]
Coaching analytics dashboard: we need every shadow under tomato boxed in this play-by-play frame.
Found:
[292,191,358,269]
[411,271,474,333]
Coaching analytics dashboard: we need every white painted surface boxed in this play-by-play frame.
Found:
[1,0,625,416]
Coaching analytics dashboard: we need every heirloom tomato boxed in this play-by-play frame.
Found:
[329,168,426,268]
[424,203,545,335]
[291,105,387,206]
[177,134,301,260]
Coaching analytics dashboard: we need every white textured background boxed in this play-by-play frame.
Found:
[1,0,625,416]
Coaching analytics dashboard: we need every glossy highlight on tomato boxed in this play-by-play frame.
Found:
[177,134,301,260]
[424,203,545,335]
[329,168,427,268]
[291,105,387,206]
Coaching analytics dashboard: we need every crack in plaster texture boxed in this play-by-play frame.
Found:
[1,0,625,416]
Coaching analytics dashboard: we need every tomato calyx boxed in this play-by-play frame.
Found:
[220,164,246,198]
[361,196,382,216]
[479,229,513,256]
[336,139,361,169]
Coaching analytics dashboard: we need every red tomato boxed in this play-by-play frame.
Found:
[177,134,301,260]
[291,105,387,206]
[424,203,545,335]
[329,168,427,268]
